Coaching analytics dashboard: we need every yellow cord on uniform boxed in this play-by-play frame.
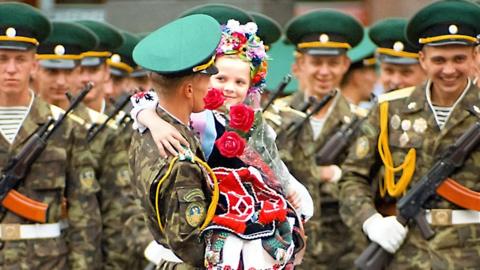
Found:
[154,155,219,233]
[377,101,416,198]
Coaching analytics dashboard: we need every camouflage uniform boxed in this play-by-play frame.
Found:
[0,97,101,269]
[130,107,210,269]
[73,103,138,269]
[339,82,480,269]
[267,91,365,269]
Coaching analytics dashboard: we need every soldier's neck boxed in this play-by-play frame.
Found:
[341,83,362,105]
[0,87,31,106]
[158,98,190,126]
[430,79,469,107]
[85,97,105,113]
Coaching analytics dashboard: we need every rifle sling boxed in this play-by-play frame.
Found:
[436,178,480,211]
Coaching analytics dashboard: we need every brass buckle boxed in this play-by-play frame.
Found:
[1,224,21,240]
[430,209,452,226]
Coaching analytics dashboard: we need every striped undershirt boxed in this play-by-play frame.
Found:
[426,79,470,130]
[430,105,451,129]
[0,106,29,143]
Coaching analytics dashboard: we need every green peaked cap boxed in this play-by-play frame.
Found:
[406,0,480,47]
[285,9,363,56]
[108,31,140,76]
[133,14,221,76]
[369,18,419,64]
[179,3,253,25]
[249,12,282,46]
[347,28,376,67]
[76,20,124,51]
[37,21,98,69]
[0,2,51,50]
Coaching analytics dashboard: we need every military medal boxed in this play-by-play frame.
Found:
[401,119,411,131]
[390,114,401,130]
[399,132,410,147]
[413,118,427,133]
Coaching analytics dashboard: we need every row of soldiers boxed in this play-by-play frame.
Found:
[1,0,480,269]
[0,2,154,269]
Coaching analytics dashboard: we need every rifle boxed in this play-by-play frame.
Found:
[87,93,132,142]
[262,74,292,112]
[0,82,93,223]
[316,94,377,165]
[277,90,336,139]
[355,121,480,270]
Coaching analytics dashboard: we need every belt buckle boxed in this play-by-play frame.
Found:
[430,209,452,226]
[1,224,21,240]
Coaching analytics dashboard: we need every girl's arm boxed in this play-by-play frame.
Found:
[131,91,189,157]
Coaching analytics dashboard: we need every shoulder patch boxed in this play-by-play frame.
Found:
[377,86,415,103]
[49,104,86,126]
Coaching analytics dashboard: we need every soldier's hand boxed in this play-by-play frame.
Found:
[362,213,408,254]
[319,165,342,183]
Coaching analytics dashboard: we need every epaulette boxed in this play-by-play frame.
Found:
[377,86,415,103]
[350,104,369,118]
[86,107,118,130]
[49,104,86,126]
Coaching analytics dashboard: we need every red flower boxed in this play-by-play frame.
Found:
[203,88,225,110]
[215,131,246,158]
[229,104,255,132]
[232,32,247,45]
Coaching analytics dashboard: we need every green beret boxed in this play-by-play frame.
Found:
[108,31,139,76]
[406,0,480,47]
[37,22,98,69]
[348,28,376,68]
[285,9,363,56]
[249,12,281,46]
[0,2,51,50]
[133,14,221,76]
[370,18,419,65]
[76,20,124,66]
[179,3,253,25]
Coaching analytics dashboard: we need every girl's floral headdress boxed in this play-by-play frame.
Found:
[216,20,268,95]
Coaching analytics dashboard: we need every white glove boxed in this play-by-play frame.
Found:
[286,176,314,221]
[362,213,408,254]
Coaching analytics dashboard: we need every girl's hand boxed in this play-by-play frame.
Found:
[137,109,189,158]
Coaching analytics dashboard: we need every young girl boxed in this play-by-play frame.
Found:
[132,20,312,269]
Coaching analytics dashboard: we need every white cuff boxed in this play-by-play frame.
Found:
[330,165,342,183]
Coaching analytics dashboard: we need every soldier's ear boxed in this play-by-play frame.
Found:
[183,80,194,99]
[418,50,427,71]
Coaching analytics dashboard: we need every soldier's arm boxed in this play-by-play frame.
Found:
[65,124,102,269]
[100,132,139,269]
[156,161,208,267]
[338,104,381,231]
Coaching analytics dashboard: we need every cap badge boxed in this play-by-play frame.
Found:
[54,45,65,56]
[319,34,329,43]
[111,53,121,63]
[393,41,404,52]
[6,27,16,38]
[448,25,458,34]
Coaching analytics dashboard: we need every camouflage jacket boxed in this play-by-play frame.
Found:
[130,107,210,268]
[0,96,101,269]
[74,103,136,270]
[339,81,480,268]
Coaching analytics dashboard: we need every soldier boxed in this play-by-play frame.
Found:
[339,0,480,268]
[266,10,366,269]
[129,14,221,269]
[32,21,98,110]
[369,18,426,92]
[0,3,101,269]
[69,20,136,270]
[341,28,377,107]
